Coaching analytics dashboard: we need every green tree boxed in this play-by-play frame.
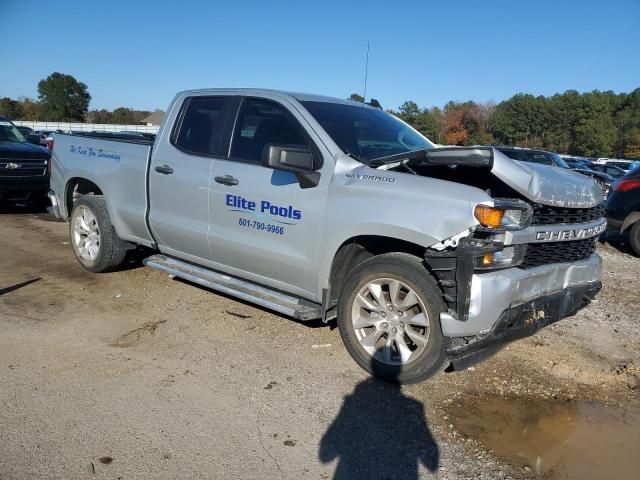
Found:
[572,91,618,157]
[110,107,138,124]
[394,102,444,143]
[348,93,365,103]
[614,88,640,157]
[0,97,21,119]
[488,94,547,147]
[16,97,41,120]
[37,72,91,121]
[86,109,112,124]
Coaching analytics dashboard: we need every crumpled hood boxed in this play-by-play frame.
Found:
[491,149,603,208]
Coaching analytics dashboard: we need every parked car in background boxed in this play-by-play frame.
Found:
[589,163,626,179]
[16,125,34,138]
[563,157,594,170]
[495,146,614,197]
[0,115,51,206]
[35,130,54,146]
[596,158,640,172]
[603,166,640,256]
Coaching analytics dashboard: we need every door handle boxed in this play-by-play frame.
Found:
[155,164,174,175]
[214,175,239,186]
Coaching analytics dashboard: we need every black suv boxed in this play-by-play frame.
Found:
[603,166,640,256]
[0,116,51,205]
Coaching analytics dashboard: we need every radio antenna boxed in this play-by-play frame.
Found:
[362,41,370,104]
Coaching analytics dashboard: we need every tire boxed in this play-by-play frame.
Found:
[337,252,450,384]
[69,195,127,272]
[629,221,640,257]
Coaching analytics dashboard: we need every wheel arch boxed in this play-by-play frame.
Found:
[64,177,104,217]
[621,211,640,232]
[323,235,427,311]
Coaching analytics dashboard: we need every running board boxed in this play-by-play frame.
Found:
[143,254,322,321]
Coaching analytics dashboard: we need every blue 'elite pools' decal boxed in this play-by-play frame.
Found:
[226,194,301,225]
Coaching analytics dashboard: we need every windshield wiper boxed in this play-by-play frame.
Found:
[370,147,494,168]
[343,151,362,162]
[368,149,430,167]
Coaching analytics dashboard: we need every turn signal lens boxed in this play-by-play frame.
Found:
[481,252,494,266]
[474,206,505,228]
[474,245,527,270]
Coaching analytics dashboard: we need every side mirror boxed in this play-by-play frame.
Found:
[263,144,321,189]
[28,133,41,145]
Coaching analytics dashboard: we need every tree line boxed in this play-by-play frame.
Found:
[1,72,637,158]
[0,72,153,125]
[351,89,640,159]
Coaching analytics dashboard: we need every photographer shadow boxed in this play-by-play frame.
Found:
[319,366,439,479]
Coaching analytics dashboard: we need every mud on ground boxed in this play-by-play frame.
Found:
[1,211,638,479]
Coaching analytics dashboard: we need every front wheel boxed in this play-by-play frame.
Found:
[70,195,127,272]
[337,252,450,384]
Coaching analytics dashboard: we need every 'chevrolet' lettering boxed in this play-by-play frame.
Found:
[535,223,606,242]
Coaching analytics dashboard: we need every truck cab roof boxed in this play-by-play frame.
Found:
[174,88,379,109]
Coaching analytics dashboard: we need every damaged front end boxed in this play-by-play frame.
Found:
[425,230,603,371]
[409,148,605,371]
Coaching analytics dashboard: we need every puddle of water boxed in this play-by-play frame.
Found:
[448,395,640,479]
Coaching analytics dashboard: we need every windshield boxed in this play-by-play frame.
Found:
[301,101,434,164]
[549,152,570,169]
[0,119,27,143]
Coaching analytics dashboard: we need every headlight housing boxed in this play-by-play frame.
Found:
[474,199,532,231]
[474,245,527,270]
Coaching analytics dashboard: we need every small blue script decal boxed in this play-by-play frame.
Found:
[226,193,301,224]
[69,144,121,161]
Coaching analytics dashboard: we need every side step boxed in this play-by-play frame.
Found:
[143,254,323,321]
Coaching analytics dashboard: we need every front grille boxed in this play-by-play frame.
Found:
[521,237,597,269]
[0,151,48,160]
[531,204,604,225]
[0,157,48,178]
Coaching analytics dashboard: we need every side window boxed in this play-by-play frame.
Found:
[173,96,231,156]
[502,150,520,160]
[522,152,553,165]
[230,98,309,164]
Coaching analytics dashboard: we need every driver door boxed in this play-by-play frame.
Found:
[208,96,329,298]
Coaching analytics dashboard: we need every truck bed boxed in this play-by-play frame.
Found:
[50,133,155,247]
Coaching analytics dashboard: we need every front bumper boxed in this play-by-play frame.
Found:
[440,253,602,337]
[447,281,601,370]
[0,177,49,202]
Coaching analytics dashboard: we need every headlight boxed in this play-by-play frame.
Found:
[474,245,527,270]
[474,199,532,231]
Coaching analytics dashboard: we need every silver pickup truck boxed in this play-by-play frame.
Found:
[49,89,605,383]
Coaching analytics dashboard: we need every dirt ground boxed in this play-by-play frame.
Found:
[1,209,638,480]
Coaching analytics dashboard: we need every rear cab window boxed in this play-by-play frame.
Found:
[172,96,233,157]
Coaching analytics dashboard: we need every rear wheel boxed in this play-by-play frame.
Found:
[629,221,640,257]
[337,252,450,384]
[70,195,127,272]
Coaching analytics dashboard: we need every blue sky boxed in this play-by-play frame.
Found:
[1,0,638,111]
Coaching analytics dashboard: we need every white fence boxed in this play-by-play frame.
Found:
[12,121,159,134]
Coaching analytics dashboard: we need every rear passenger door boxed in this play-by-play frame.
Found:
[208,96,329,298]
[148,95,233,262]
